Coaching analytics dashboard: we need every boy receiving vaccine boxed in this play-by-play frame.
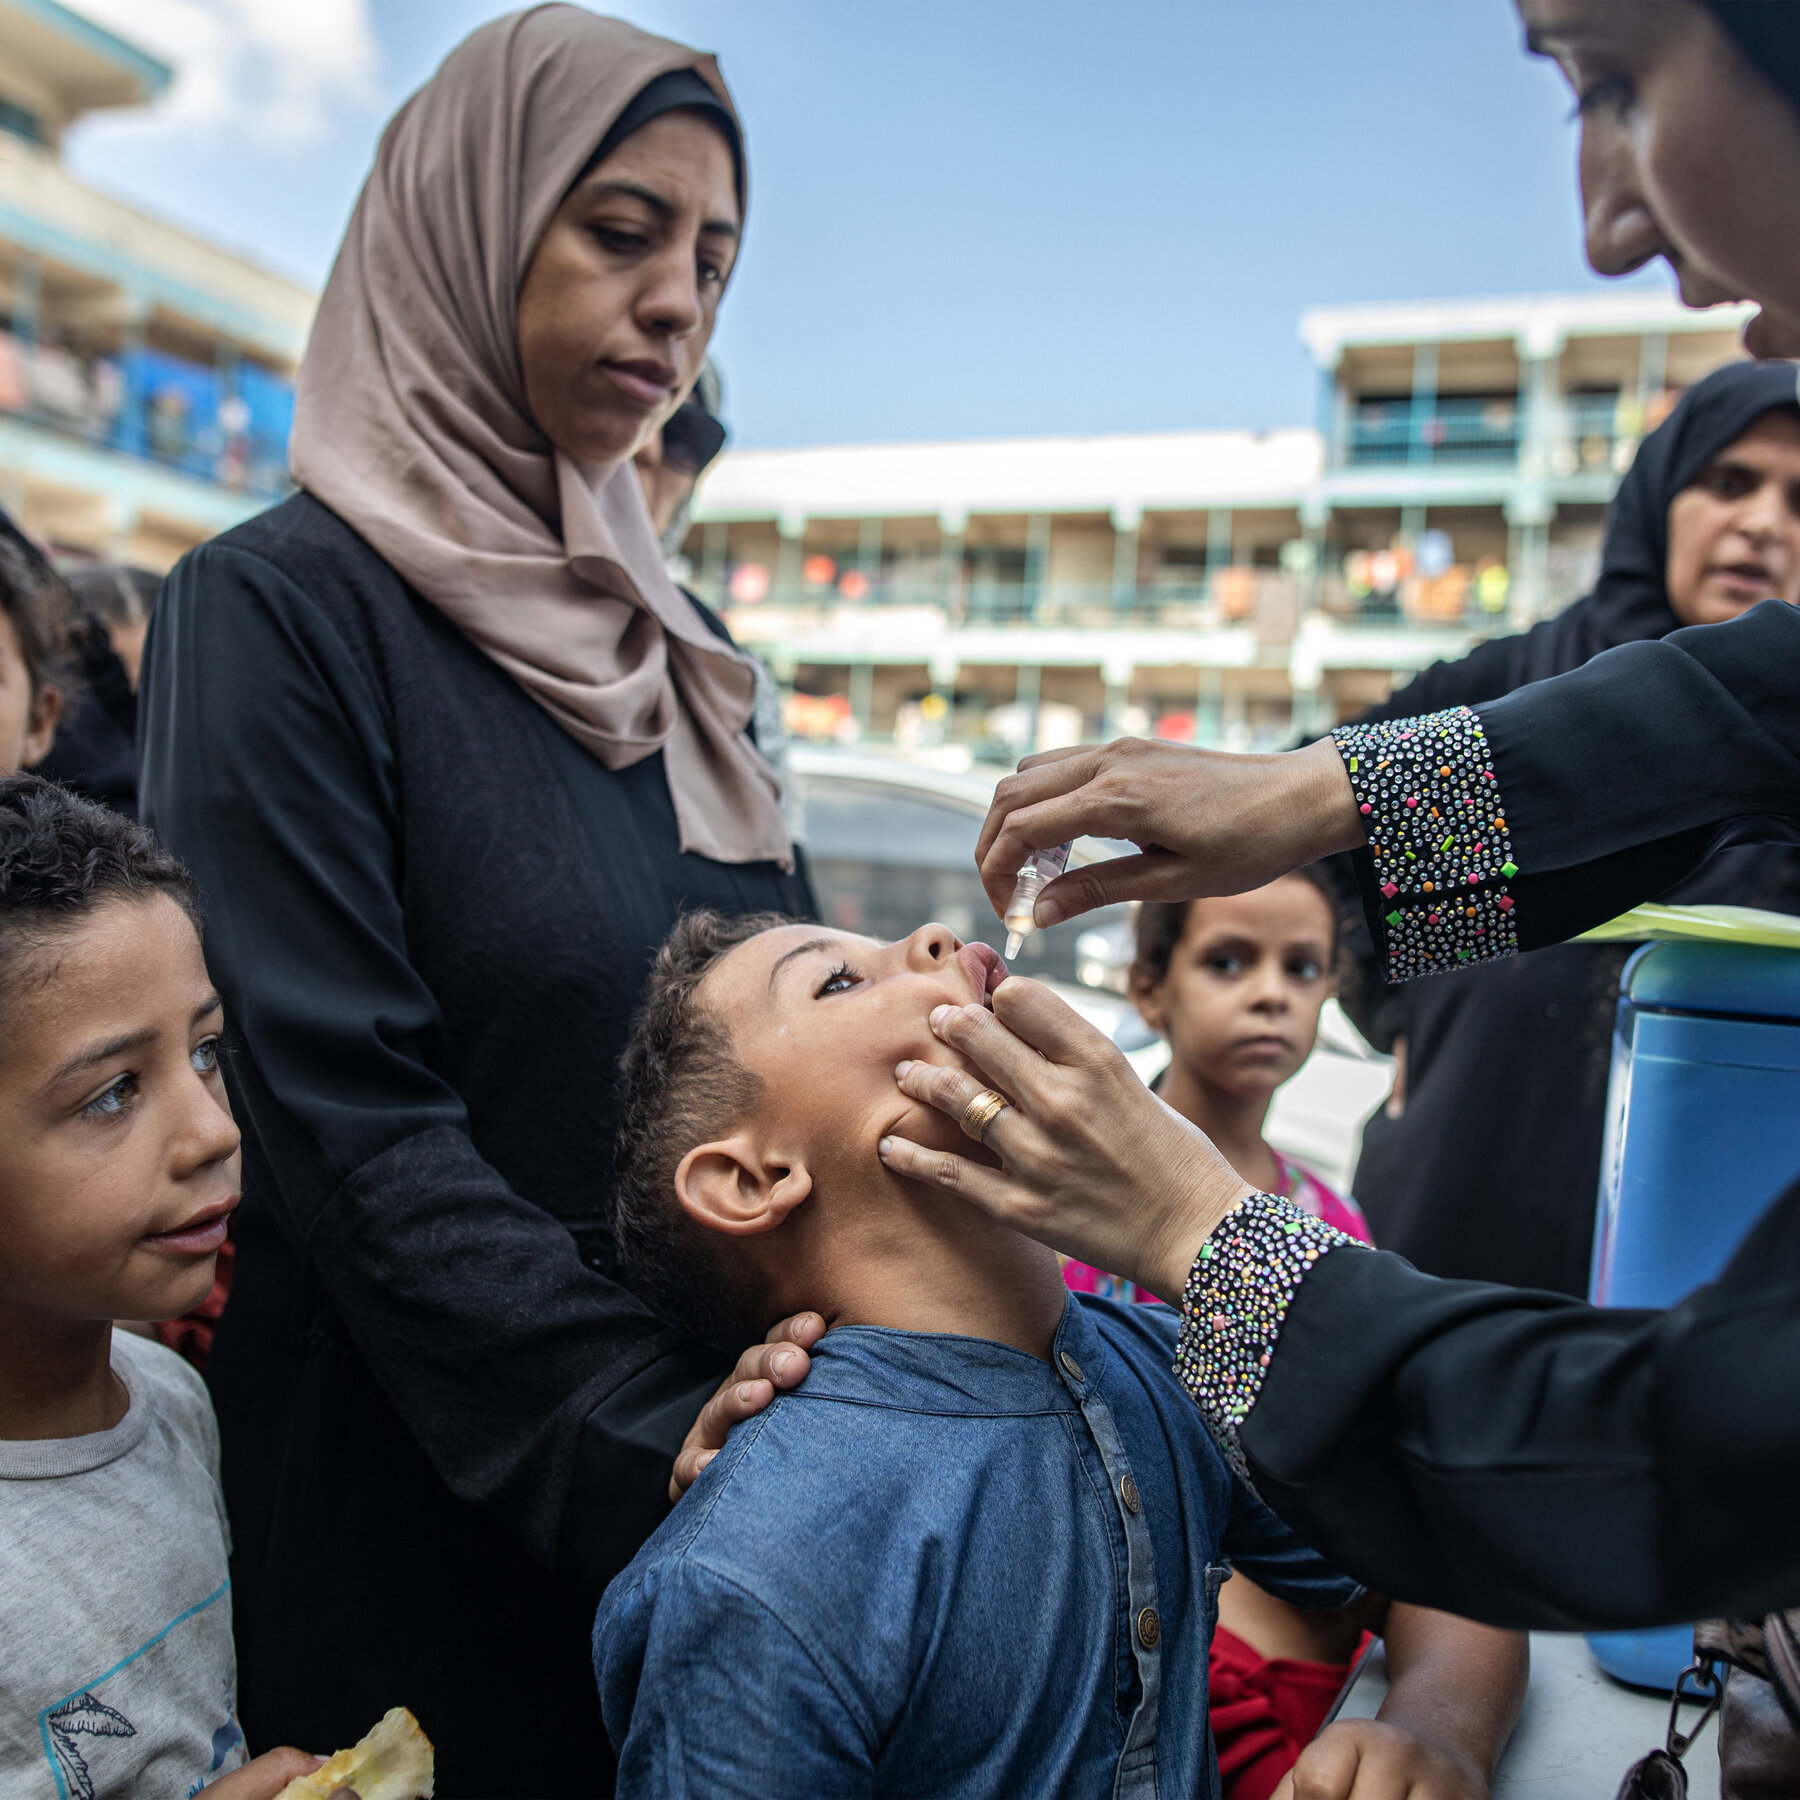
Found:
[1113,871,1384,1799]
[0,777,325,1800]
[595,908,1524,1799]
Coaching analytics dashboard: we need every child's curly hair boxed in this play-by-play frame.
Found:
[0,774,198,1008]
[610,909,802,1353]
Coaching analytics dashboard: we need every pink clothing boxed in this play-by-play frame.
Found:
[1276,1152,1373,1245]
[1060,1152,1371,1304]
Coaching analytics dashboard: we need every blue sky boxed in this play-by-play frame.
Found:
[65,0,1666,449]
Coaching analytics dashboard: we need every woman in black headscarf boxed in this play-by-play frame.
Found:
[1345,359,1800,1295]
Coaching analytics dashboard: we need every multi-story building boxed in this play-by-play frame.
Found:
[688,288,1752,760]
[0,0,312,567]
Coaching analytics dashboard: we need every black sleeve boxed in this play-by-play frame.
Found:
[1238,1172,1800,1630]
[1356,627,1536,725]
[1485,599,1800,946]
[1338,602,1800,976]
[139,542,720,1590]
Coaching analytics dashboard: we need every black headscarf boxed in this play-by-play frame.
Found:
[1362,358,1800,720]
[570,67,744,200]
[1699,2,1800,123]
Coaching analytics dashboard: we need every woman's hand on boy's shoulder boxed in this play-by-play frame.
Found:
[1274,1719,1490,1800]
[671,1311,826,1502]
[203,1746,355,1799]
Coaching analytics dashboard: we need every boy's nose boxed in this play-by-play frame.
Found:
[175,1080,241,1176]
[901,922,960,969]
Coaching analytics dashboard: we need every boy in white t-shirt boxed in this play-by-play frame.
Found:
[0,775,329,1800]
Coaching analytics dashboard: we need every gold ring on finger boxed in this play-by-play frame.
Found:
[958,1088,1011,1144]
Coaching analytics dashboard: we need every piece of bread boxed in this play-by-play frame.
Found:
[274,1707,434,1800]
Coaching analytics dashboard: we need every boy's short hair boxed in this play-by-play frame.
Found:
[0,774,198,1004]
[612,909,802,1354]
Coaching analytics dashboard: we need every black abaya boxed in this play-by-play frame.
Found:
[1237,598,1800,1627]
[138,494,813,1797]
[1343,361,1800,1293]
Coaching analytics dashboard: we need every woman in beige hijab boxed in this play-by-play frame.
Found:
[138,11,816,1793]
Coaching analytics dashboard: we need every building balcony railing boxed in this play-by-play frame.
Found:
[701,571,1259,634]
[1342,395,1520,467]
[0,332,293,500]
[700,565,1538,638]
[1335,390,1638,475]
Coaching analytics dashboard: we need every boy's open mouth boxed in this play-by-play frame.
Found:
[958,940,1008,1007]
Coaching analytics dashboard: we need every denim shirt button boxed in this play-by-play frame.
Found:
[1119,1474,1141,1515]
[1058,1351,1085,1383]
[1136,1607,1161,1650]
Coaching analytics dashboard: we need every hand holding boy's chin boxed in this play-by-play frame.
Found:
[1273,1720,1490,1800]
[884,1079,1004,1172]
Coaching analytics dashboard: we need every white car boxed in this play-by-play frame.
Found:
[785,746,1394,1194]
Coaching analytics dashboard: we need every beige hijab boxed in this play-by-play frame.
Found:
[289,6,790,866]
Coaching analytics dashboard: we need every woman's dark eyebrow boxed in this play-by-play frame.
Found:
[582,179,740,242]
[768,938,835,991]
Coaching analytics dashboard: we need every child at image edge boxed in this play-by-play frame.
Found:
[0,776,328,1800]
[1068,870,1382,1799]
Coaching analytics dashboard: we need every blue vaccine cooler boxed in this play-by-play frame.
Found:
[1585,938,1800,1690]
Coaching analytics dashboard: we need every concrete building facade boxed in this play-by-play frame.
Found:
[0,0,313,568]
[687,289,1752,760]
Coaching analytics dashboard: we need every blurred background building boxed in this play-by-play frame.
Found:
[0,0,310,568]
[688,289,1751,759]
[0,0,1753,732]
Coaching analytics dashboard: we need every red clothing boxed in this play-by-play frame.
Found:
[151,1231,234,1373]
[1209,1623,1360,1800]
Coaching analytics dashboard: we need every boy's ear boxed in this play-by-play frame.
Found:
[675,1134,813,1237]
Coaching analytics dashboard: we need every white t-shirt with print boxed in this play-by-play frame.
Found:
[0,1329,245,1799]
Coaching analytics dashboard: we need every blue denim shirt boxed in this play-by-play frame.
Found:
[595,1295,1361,1799]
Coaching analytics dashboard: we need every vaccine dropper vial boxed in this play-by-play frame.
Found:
[1003,842,1074,958]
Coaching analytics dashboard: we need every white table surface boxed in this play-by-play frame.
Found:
[1335,1631,1720,1798]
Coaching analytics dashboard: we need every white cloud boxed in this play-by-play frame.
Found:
[73,0,380,143]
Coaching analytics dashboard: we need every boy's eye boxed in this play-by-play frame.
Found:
[1204,953,1245,976]
[191,1036,220,1075]
[82,1073,136,1121]
[1289,958,1324,982]
[815,963,862,998]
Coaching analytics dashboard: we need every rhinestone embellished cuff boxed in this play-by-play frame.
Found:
[1173,1193,1361,1483]
[1332,706,1521,982]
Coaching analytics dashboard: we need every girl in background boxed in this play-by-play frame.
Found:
[1093,870,1375,1799]
[1061,866,1366,1306]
